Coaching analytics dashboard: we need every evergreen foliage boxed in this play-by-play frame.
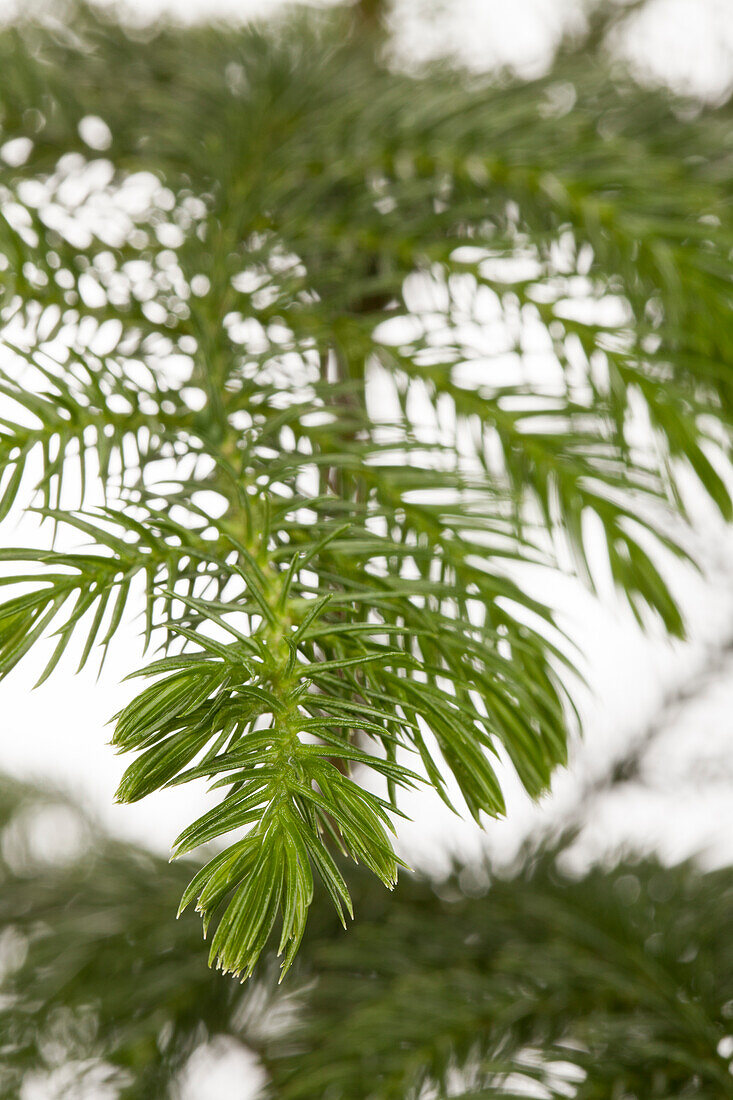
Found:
[0,774,730,1097]
[0,0,730,977]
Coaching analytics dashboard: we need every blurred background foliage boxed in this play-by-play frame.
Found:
[0,771,730,1097]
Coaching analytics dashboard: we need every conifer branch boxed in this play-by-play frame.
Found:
[0,0,730,977]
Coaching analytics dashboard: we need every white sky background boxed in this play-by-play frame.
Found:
[0,2,732,1094]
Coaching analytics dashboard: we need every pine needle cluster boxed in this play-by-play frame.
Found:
[0,0,730,977]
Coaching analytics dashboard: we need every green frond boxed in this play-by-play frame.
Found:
[0,0,730,976]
